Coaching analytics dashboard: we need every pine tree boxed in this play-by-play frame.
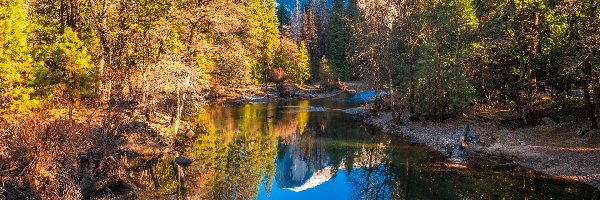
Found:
[300,0,330,81]
[249,0,281,86]
[347,0,360,22]
[329,0,350,80]
[0,0,38,118]
[301,1,319,78]
[297,41,311,84]
[346,0,360,79]
[405,0,480,119]
[274,37,311,85]
[35,28,96,120]
[277,5,291,34]
[274,38,293,79]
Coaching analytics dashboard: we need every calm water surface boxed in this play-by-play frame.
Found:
[126,95,600,199]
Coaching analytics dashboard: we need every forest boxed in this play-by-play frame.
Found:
[1,0,599,199]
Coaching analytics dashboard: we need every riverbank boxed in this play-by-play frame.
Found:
[344,105,600,190]
[3,81,598,198]
[208,81,363,105]
[0,82,358,199]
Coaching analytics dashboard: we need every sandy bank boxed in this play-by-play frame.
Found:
[343,106,600,190]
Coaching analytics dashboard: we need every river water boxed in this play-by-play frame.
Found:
[125,95,600,199]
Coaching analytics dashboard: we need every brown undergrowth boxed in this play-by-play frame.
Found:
[0,107,150,199]
[1,112,95,199]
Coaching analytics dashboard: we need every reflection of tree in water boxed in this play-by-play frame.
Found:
[343,139,600,200]
[183,103,282,199]
[183,129,276,199]
[126,155,180,198]
[125,102,600,199]
[183,101,327,198]
[345,141,400,200]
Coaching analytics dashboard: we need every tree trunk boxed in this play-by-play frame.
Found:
[174,86,183,135]
[434,3,442,120]
[106,80,112,103]
[584,0,598,130]
[264,67,269,98]
[518,55,527,124]
[69,100,74,122]
[591,0,600,117]
[583,62,598,129]
[407,18,416,120]
[68,0,81,33]
[88,0,109,102]
[435,39,442,120]
[529,12,540,95]
[408,56,416,119]
[98,53,105,100]
[60,0,65,29]
[454,26,462,116]
[388,66,394,115]
[593,49,600,119]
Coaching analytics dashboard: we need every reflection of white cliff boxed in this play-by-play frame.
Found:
[284,166,334,192]
[291,157,309,182]
[279,143,390,192]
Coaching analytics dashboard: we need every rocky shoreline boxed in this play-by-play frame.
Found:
[343,105,600,190]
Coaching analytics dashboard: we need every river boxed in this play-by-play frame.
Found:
[124,94,600,199]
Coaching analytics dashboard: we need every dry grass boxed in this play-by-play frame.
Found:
[1,115,86,199]
[0,107,134,199]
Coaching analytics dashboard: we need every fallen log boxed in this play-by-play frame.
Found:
[450,125,480,163]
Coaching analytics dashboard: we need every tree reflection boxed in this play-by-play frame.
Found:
[183,101,318,199]
[345,141,397,200]
[125,155,180,198]
[124,101,600,200]
[185,128,277,199]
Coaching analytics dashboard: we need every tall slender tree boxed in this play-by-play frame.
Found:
[249,0,281,95]
[329,0,350,80]
[277,5,291,33]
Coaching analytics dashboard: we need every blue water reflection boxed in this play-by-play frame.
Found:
[125,98,600,200]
